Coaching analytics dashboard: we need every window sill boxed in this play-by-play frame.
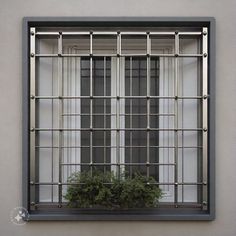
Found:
[27,209,214,221]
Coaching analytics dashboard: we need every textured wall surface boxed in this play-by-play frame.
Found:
[0,0,236,235]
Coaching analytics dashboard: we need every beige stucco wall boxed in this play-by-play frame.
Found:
[0,0,236,235]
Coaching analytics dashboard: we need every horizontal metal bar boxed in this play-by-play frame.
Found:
[34,53,203,58]
[34,95,204,99]
[120,32,147,35]
[60,54,93,57]
[178,54,203,58]
[150,32,175,36]
[93,32,117,35]
[34,128,204,131]
[62,113,175,116]
[35,145,202,149]
[179,32,202,35]
[35,31,203,36]
[121,54,197,58]
[62,32,90,35]
[61,162,175,166]
[33,202,203,208]
[120,54,148,57]
[35,54,58,57]
[32,182,207,186]
[62,54,117,57]
[151,54,203,57]
[36,32,59,36]
[150,54,175,57]
[121,54,203,58]
[34,53,153,57]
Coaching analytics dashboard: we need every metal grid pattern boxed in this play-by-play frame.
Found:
[29,27,208,209]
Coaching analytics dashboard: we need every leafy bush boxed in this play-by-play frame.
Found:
[64,171,163,209]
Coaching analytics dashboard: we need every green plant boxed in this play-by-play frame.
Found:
[64,170,163,209]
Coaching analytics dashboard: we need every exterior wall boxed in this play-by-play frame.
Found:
[0,0,235,235]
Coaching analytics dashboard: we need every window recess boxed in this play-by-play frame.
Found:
[23,17,215,220]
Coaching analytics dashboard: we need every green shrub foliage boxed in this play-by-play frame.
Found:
[64,171,163,209]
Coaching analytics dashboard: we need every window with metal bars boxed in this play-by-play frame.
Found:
[23,17,215,220]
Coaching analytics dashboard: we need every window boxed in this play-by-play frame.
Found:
[23,17,215,220]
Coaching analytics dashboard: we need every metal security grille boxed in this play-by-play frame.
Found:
[29,27,208,210]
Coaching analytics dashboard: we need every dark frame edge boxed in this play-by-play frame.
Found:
[208,17,216,221]
[22,16,216,221]
[22,17,30,211]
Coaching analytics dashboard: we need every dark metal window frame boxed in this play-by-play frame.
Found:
[22,17,215,221]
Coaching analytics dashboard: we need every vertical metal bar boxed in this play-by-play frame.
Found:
[76,55,81,172]
[69,47,72,176]
[167,50,173,191]
[202,27,208,209]
[66,47,69,179]
[58,32,63,207]
[174,32,179,207]
[197,39,202,203]
[111,58,117,173]
[163,50,166,186]
[51,42,55,202]
[164,50,170,193]
[129,57,133,177]
[181,54,185,203]
[120,58,125,175]
[30,27,36,209]
[69,48,72,175]
[103,57,106,173]
[116,32,121,177]
[156,58,160,182]
[159,54,164,192]
[62,49,66,199]
[72,48,76,174]
[90,33,93,174]
[75,52,77,172]
[138,59,141,168]
[146,33,151,178]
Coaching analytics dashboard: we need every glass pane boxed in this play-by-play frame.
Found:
[36,57,58,96]
[93,35,117,54]
[179,57,201,96]
[39,185,58,202]
[63,35,90,54]
[178,99,201,129]
[179,35,202,54]
[121,35,147,54]
[125,57,160,177]
[36,36,58,54]
[151,35,175,54]
[158,57,175,97]
[80,57,111,170]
